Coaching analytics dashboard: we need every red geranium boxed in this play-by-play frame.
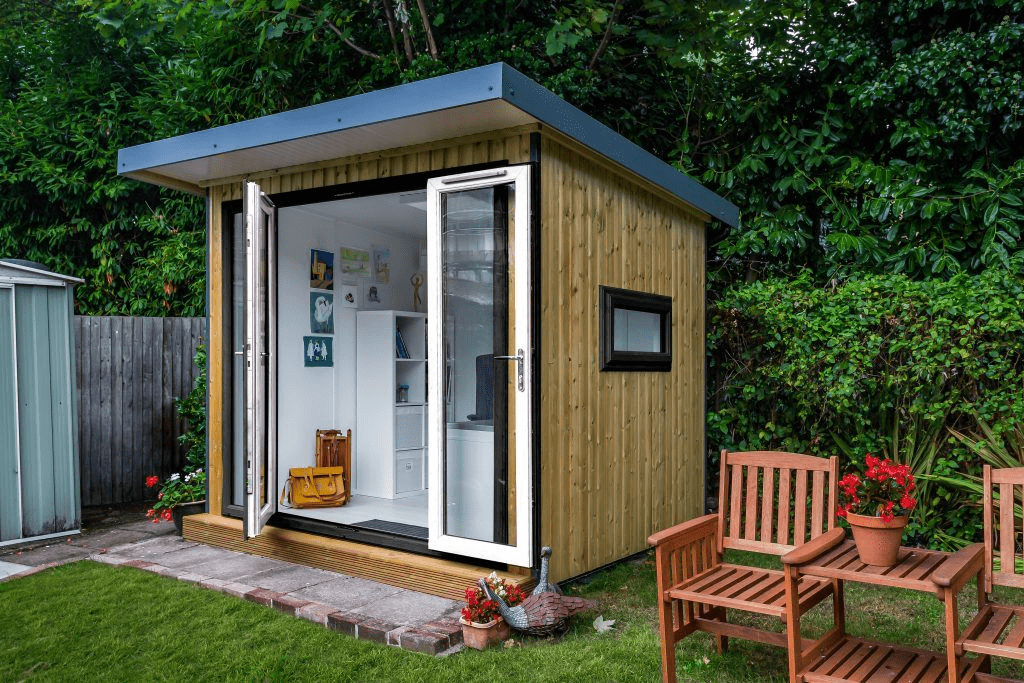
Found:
[461,572,527,624]
[837,454,917,523]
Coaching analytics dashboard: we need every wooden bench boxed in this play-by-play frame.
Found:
[648,450,841,682]
[933,465,1024,683]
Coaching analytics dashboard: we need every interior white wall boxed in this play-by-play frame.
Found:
[275,204,423,493]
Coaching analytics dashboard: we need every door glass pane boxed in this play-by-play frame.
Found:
[231,211,245,507]
[441,185,514,544]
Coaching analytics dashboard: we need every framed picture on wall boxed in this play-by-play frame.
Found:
[340,247,371,277]
[372,246,390,284]
[338,283,359,309]
[309,292,334,334]
[310,249,334,290]
[365,283,388,308]
[303,336,333,367]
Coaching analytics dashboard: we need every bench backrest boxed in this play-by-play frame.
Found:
[983,465,1024,592]
[718,450,839,556]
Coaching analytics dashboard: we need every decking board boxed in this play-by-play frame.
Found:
[183,513,533,600]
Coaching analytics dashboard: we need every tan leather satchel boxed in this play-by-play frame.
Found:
[280,466,348,508]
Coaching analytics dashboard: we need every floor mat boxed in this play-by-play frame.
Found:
[353,519,428,540]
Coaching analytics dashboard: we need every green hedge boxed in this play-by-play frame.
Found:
[706,268,1024,547]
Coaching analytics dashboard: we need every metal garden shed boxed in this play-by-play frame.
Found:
[0,259,82,546]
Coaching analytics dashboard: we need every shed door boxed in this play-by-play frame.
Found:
[243,181,277,538]
[426,166,533,567]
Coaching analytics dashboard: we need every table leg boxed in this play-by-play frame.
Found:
[785,563,802,683]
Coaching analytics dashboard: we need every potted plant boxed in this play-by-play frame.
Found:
[837,454,917,566]
[145,469,207,535]
[460,572,525,649]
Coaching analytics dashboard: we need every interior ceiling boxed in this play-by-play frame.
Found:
[287,191,428,238]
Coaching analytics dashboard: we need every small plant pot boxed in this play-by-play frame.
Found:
[846,513,909,566]
[460,617,509,650]
[171,500,206,536]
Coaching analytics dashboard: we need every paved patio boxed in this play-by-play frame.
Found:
[0,508,467,655]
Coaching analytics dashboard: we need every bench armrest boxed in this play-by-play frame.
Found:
[932,543,984,590]
[648,514,718,548]
[781,527,846,566]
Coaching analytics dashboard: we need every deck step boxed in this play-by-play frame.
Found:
[182,513,532,600]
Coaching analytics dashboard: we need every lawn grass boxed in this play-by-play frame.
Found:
[2,551,1023,682]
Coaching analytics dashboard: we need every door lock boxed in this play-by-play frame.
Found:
[494,349,525,392]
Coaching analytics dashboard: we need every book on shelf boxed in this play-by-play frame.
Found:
[396,328,410,359]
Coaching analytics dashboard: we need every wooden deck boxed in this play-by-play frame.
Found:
[182,513,533,600]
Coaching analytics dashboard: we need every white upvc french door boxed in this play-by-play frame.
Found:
[243,181,277,538]
[426,166,533,567]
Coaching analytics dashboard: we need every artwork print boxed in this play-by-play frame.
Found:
[340,247,371,277]
[303,336,333,367]
[309,292,334,334]
[310,249,334,290]
[372,246,391,284]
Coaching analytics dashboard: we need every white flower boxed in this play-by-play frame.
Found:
[170,473,180,481]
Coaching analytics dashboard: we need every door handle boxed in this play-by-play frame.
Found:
[494,349,525,392]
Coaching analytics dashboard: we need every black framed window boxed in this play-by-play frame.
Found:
[600,286,672,371]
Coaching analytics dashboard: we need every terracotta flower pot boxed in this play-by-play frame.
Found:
[460,617,509,650]
[846,512,909,566]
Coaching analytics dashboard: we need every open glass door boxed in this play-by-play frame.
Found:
[426,166,532,567]
[243,181,277,538]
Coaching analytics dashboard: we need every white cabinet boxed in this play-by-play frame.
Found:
[354,311,427,499]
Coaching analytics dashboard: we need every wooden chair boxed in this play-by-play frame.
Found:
[648,450,841,682]
[316,429,352,501]
[933,465,1024,683]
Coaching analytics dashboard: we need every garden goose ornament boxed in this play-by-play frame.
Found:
[532,546,562,595]
[479,576,596,637]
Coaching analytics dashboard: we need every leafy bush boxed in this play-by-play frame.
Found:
[707,268,1024,547]
[173,344,207,474]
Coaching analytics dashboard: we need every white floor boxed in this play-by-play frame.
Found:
[285,491,428,529]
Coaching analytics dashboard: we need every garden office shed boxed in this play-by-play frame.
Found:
[0,259,82,546]
[117,63,739,597]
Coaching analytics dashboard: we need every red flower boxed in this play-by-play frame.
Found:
[161,509,173,521]
[146,475,160,488]
[146,509,156,518]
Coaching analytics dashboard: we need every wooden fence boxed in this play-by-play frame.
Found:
[75,317,206,506]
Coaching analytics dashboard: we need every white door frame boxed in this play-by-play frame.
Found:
[426,165,533,567]
[243,180,278,538]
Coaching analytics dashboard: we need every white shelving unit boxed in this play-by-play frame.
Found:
[354,310,428,499]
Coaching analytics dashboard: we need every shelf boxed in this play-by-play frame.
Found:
[801,636,967,682]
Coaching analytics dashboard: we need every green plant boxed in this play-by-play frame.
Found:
[145,470,206,522]
[173,344,207,473]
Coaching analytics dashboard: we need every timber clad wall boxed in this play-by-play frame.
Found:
[538,133,707,582]
[203,125,706,584]
[75,316,206,506]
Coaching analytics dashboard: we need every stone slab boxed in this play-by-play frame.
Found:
[240,564,337,593]
[290,576,402,612]
[0,559,29,579]
[2,543,93,567]
[103,535,196,561]
[186,553,289,580]
[345,589,459,627]
[145,544,239,569]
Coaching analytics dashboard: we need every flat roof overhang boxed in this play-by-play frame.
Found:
[118,62,739,227]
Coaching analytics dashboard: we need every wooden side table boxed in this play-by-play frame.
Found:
[783,531,985,683]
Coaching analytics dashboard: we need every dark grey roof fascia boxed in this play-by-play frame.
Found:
[118,63,507,177]
[118,62,738,227]
[496,64,738,227]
